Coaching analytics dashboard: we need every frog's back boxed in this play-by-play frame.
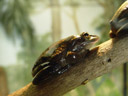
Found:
[32,35,75,85]
[32,35,75,73]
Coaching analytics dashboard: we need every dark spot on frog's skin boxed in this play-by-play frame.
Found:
[107,58,111,62]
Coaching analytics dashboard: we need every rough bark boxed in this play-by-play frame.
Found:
[8,36,128,96]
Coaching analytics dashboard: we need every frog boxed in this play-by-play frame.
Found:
[32,32,99,85]
[109,1,128,38]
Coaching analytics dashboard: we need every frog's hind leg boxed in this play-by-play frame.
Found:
[32,64,71,85]
[32,65,53,85]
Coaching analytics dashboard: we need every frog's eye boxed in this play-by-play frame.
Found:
[84,33,89,37]
[80,32,90,40]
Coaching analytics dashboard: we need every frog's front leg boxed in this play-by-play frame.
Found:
[66,51,77,61]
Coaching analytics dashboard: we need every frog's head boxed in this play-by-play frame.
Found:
[80,32,99,49]
[72,32,99,52]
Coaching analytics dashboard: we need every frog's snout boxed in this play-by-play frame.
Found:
[90,35,99,42]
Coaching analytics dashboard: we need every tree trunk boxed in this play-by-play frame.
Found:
[50,0,61,42]
[0,67,9,96]
[72,7,80,34]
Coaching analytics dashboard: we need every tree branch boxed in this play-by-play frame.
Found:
[8,36,128,96]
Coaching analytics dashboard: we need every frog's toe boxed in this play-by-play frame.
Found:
[81,79,89,85]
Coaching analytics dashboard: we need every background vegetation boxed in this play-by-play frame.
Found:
[0,0,127,96]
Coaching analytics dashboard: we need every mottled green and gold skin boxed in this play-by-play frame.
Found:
[109,1,128,38]
[32,32,99,85]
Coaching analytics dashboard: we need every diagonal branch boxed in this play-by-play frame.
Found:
[8,36,128,96]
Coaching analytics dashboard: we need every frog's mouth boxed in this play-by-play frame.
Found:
[90,35,99,43]
[83,35,99,49]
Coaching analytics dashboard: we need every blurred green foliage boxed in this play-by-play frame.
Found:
[0,0,126,96]
[6,33,52,93]
[91,0,123,43]
[0,0,34,46]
